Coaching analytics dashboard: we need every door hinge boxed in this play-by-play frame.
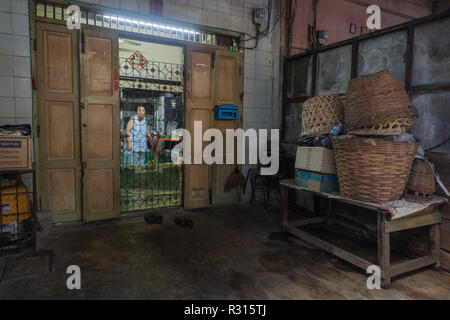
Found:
[211,52,215,69]
[81,32,85,54]
[36,125,40,138]
[33,38,37,51]
[209,188,212,204]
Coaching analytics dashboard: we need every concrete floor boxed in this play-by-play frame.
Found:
[1,203,449,299]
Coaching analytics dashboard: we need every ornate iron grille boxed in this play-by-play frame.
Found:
[119,58,184,213]
[119,57,184,93]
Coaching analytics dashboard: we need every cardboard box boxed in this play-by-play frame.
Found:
[295,146,336,174]
[295,169,339,193]
[0,136,32,170]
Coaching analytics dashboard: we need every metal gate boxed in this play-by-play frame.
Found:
[119,51,184,212]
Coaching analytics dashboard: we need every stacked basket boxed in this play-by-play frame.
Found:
[301,95,344,136]
[404,159,436,202]
[331,70,419,203]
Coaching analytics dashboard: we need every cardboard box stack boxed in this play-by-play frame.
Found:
[295,94,343,193]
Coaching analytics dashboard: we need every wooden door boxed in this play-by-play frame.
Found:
[184,46,214,209]
[36,23,81,223]
[212,50,243,205]
[79,27,120,222]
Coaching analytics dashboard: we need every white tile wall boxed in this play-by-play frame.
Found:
[0,34,13,55]
[0,0,281,202]
[13,56,31,77]
[15,97,32,118]
[14,77,32,98]
[0,0,10,13]
[0,76,14,96]
[12,35,30,57]
[0,12,12,34]
[0,54,13,76]
[0,0,31,128]
[12,13,29,36]
[0,97,15,117]
[12,0,29,15]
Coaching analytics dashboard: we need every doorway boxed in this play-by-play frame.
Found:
[118,39,184,213]
[34,15,243,223]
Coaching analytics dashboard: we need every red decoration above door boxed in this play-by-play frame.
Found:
[127,50,149,70]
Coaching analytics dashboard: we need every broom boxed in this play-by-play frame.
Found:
[224,166,246,194]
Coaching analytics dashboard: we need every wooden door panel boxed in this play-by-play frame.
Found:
[217,55,235,103]
[184,48,214,209]
[48,169,76,213]
[88,104,113,160]
[46,102,74,160]
[190,108,210,160]
[190,165,209,200]
[37,23,81,223]
[44,31,73,92]
[86,37,112,96]
[87,169,114,212]
[212,50,243,205]
[214,120,234,199]
[80,27,120,222]
[191,51,211,102]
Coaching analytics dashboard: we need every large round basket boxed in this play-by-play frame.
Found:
[405,159,435,202]
[331,136,419,203]
[345,70,414,134]
[301,95,344,136]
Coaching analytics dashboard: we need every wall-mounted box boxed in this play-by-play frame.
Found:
[215,105,238,120]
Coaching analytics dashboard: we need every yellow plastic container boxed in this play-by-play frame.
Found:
[0,186,31,225]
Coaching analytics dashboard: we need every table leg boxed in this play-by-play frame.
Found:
[281,186,288,226]
[378,212,391,289]
[326,198,333,224]
[313,194,320,216]
[429,220,441,270]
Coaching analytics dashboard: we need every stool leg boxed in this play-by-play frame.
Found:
[263,186,267,209]
[430,221,441,270]
[281,186,288,226]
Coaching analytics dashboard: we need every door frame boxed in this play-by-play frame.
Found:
[30,1,245,219]
[117,34,187,214]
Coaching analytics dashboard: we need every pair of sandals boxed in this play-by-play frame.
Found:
[145,213,193,228]
[144,213,162,224]
[174,218,194,228]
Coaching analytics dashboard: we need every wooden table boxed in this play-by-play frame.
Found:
[280,179,446,288]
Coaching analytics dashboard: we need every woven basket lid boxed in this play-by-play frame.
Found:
[345,70,414,131]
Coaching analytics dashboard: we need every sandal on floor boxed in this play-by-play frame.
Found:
[145,213,163,224]
[174,218,193,228]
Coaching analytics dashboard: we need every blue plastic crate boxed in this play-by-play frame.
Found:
[214,105,238,120]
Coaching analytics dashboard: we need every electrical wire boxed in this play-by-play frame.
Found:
[241,0,273,43]
[240,0,287,50]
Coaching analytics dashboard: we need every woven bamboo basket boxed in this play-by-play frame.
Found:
[301,95,344,136]
[345,70,414,133]
[331,136,419,203]
[405,159,435,202]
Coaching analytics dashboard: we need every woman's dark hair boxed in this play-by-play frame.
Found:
[135,105,146,112]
